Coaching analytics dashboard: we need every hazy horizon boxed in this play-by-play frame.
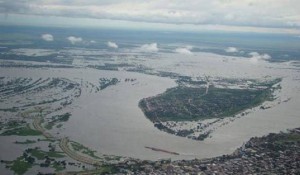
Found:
[0,0,300,34]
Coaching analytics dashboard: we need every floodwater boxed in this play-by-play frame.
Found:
[1,52,300,160]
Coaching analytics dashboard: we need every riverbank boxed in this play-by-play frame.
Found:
[108,128,300,174]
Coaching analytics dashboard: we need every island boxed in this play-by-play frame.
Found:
[139,78,281,140]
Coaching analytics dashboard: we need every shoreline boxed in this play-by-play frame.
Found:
[108,127,300,174]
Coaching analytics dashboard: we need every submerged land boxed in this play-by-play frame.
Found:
[0,26,300,174]
[0,62,293,174]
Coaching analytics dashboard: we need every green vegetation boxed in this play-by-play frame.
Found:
[0,107,18,112]
[140,84,276,122]
[71,165,117,175]
[126,65,153,74]
[45,123,55,130]
[57,113,70,122]
[28,148,65,160]
[9,156,32,175]
[0,120,26,130]
[15,139,36,144]
[1,125,42,136]
[70,141,101,159]
[284,133,300,142]
[30,149,48,160]
[275,132,300,144]
[99,78,119,90]
[38,138,55,142]
[89,63,133,71]
[197,132,211,141]
[47,151,65,158]
[253,78,282,89]
[1,148,67,173]
[98,165,117,174]
[56,123,63,128]
[51,162,65,172]
[176,76,206,86]
[45,113,71,130]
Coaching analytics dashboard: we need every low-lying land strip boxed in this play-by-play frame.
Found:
[59,137,101,166]
[32,117,53,139]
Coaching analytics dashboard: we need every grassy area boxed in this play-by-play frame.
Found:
[140,85,275,122]
[51,162,65,172]
[79,165,117,175]
[29,149,65,160]
[70,141,101,159]
[70,165,117,175]
[6,120,26,129]
[9,156,32,175]
[285,133,300,142]
[98,165,117,174]
[47,151,65,158]
[45,113,71,130]
[1,125,42,136]
[30,149,46,160]
[275,133,300,144]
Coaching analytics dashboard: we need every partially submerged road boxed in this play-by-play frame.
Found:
[59,137,101,166]
[33,117,101,166]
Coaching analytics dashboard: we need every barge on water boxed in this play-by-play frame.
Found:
[145,146,180,155]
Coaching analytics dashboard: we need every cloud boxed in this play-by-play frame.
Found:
[225,47,238,53]
[249,52,271,59]
[175,47,193,55]
[67,36,82,44]
[139,43,158,52]
[41,34,54,41]
[248,52,271,63]
[107,41,118,48]
[1,0,300,29]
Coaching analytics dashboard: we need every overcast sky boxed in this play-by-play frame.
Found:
[0,0,300,33]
